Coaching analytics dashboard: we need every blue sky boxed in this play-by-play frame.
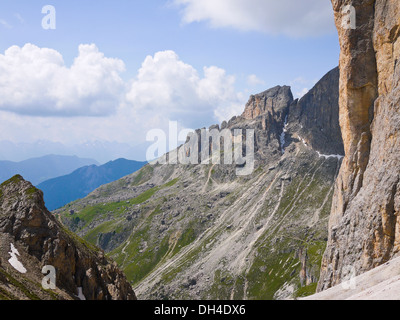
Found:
[0,0,340,161]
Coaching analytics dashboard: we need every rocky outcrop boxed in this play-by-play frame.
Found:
[242,86,293,121]
[241,75,343,157]
[0,175,136,300]
[58,68,344,300]
[240,86,293,152]
[318,0,400,291]
[289,67,344,156]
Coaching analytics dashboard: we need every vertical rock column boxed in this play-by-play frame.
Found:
[319,0,400,291]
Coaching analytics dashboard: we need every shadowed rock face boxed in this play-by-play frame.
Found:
[242,77,344,157]
[289,67,344,156]
[318,0,400,291]
[0,175,136,300]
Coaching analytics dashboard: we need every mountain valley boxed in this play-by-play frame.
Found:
[57,67,344,300]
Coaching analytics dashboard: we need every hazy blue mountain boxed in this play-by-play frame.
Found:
[38,158,147,211]
[0,140,149,163]
[0,155,99,185]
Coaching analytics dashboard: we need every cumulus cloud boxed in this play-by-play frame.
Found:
[0,43,126,116]
[126,50,245,128]
[246,74,265,87]
[0,45,248,147]
[173,0,335,37]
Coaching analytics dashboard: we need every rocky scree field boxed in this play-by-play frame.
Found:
[57,68,344,300]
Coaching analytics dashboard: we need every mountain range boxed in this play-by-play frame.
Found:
[38,159,147,211]
[57,66,344,300]
[318,0,400,292]
[0,140,150,164]
[1,0,399,301]
[0,155,98,185]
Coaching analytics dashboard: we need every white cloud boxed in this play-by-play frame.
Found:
[173,0,335,37]
[290,76,316,99]
[246,74,265,87]
[0,45,247,149]
[0,43,126,116]
[213,102,244,123]
[126,50,245,128]
[295,88,309,99]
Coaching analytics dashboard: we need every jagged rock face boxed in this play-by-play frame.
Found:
[240,86,293,153]
[242,86,293,121]
[0,175,136,300]
[319,0,400,291]
[289,67,344,156]
[58,68,343,300]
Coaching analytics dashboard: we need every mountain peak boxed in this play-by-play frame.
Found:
[0,175,136,300]
[0,175,43,207]
[242,85,293,120]
[288,66,344,156]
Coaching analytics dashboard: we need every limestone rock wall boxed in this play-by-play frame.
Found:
[318,0,400,291]
[289,67,344,156]
[242,86,293,121]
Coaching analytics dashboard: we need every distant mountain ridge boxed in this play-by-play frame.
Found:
[0,155,99,185]
[0,140,149,163]
[38,158,147,211]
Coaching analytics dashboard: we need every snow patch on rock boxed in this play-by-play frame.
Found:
[8,243,27,274]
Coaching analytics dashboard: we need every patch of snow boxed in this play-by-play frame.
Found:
[317,152,344,160]
[280,115,289,154]
[298,134,344,160]
[8,243,27,274]
[77,287,86,300]
[298,135,308,147]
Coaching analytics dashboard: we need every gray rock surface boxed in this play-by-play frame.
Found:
[58,68,344,300]
[305,256,400,300]
[289,67,344,156]
[0,175,136,300]
[319,0,400,291]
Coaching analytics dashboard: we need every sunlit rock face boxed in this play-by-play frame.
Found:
[318,0,400,291]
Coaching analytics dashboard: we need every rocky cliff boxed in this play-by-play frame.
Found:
[241,86,292,153]
[0,175,136,300]
[242,86,292,121]
[318,0,400,291]
[58,68,343,300]
[289,67,344,156]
